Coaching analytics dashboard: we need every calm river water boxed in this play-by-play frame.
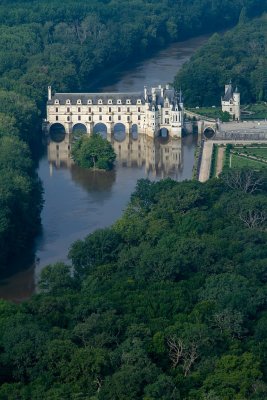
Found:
[0,34,210,302]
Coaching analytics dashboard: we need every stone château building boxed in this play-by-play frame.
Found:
[221,82,240,120]
[45,85,184,142]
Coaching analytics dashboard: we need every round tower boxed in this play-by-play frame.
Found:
[233,87,241,120]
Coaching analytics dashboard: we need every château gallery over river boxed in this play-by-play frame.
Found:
[0,34,211,301]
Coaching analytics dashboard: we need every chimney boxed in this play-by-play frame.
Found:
[144,86,148,101]
[48,86,52,101]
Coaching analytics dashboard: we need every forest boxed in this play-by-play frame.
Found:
[174,12,267,107]
[0,170,267,399]
[1,0,265,275]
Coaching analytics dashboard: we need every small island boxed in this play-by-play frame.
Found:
[71,134,116,171]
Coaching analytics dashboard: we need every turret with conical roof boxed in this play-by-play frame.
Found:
[221,81,241,121]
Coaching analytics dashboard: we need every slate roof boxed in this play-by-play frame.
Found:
[222,84,233,101]
[48,92,145,105]
[48,86,183,110]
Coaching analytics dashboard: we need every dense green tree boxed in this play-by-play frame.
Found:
[1,170,267,397]
[175,14,267,106]
[71,134,116,170]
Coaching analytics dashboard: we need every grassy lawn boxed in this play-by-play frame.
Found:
[188,107,222,119]
[237,147,267,160]
[209,144,219,178]
[242,103,267,120]
[231,153,267,169]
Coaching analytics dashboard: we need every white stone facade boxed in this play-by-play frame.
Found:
[221,83,240,121]
[45,85,184,142]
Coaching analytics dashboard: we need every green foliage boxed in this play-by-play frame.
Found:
[1,172,267,397]
[0,136,43,271]
[175,14,267,106]
[72,134,116,170]
[0,0,265,275]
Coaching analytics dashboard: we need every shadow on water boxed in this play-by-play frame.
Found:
[70,164,116,193]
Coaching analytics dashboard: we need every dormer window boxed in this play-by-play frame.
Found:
[77,99,82,104]
[126,99,131,104]
[66,99,71,105]
[54,99,59,105]
[117,99,122,104]
[98,99,103,104]
[137,99,141,104]
[152,107,155,112]
[87,99,92,104]
[108,99,113,104]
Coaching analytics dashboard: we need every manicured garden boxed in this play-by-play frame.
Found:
[224,144,267,170]
[242,103,267,120]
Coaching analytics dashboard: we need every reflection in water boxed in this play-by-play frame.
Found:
[48,134,183,180]
[70,165,116,193]
[0,33,206,301]
[114,135,183,179]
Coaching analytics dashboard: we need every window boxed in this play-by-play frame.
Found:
[88,107,91,113]
[55,99,59,104]
[118,115,121,121]
[67,107,70,113]
[126,99,131,104]
[138,115,141,121]
[99,107,102,112]
[99,115,102,121]
[67,116,70,121]
[56,107,58,112]
[117,99,122,104]
[88,99,92,104]
[230,108,232,111]
[152,115,155,118]
[98,99,103,104]
[127,107,130,113]
[66,99,71,105]
[77,99,81,104]
[109,107,112,113]
[108,99,113,104]
[138,107,141,112]
[78,116,81,121]
[56,116,58,121]
[89,116,92,121]
[165,111,169,115]
[118,107,121,112]
[137,99,141,104]
[109,116,112,121]
[78,107,81,112]
[127,116,130,122]
[165,118,169,124]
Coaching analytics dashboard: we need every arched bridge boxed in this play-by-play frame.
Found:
[184,109,219,139]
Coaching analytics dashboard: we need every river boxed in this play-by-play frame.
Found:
[0,34,210,302]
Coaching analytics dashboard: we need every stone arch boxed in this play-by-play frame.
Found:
[203,127,215,139]
[49,123,66,143]
[159,127,169,138]
[131,124,138,140]
[114,123,126,142]
[72,123,87,139]
[93,123,107,139]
